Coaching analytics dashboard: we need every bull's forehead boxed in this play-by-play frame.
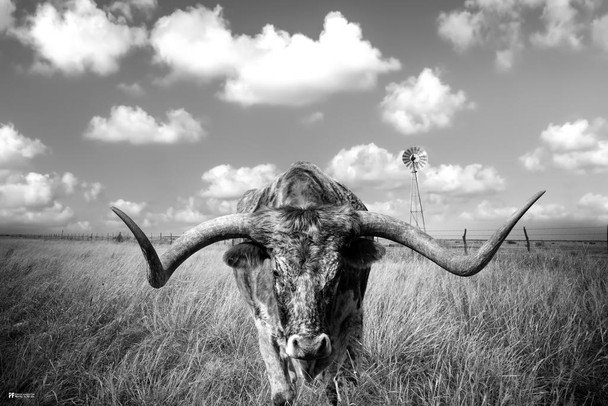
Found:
[249,205,361,248]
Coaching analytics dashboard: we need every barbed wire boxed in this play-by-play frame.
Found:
[2,225,607,241]
[426,225,607,240]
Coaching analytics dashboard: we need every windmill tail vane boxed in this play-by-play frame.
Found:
[402,147,428,232]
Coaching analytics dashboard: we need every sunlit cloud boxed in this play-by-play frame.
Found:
[380,68,475,135]
[150,6,400,106]
[84,105,205,144]
[117,82,145,97]
[520,118,608,173]
[14,0,146,75]
[437,0,600,70]
[423,163,505,196]
[110,198,147,217]
[326,143,407,190]
[0,123,47,168]
[0,0,15,33]
[199,163,279,200]
[108,0,157,21]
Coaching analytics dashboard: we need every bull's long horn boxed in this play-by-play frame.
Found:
[358,191,545,277]
[112,207,251,288]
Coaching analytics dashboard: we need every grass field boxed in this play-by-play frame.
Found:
[1,239,607,405]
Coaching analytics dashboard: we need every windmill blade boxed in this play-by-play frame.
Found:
[402,146,428,171]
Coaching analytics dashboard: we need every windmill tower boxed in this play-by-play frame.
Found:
[402,146,428,232]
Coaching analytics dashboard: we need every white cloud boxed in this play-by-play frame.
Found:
[108,0,157,21]
[150,194,239,228]
[495,48,517,71]
[16,0,146,75]
[437,0,600,69]
[460,200,518,221]
[65,220,92,232]
[84,105,205,145]
[117,82,144,97]
[0,0,15,33]
[437,0,527,70]
[302,112,325,125]
[83,181,103,202]
[0,171,77,209]
[380,68,474,135]
[0,123,47,167]
[129,164,278,228]
[451,191,608,225]
[521,118,608,173]
[325,143,504,198]
[530,0,583,50]
[205,197,237,215]
[423,163,506,196]
[366,198,408,218]
[150,6,400,106]
[437,10,483,52]
[578,192,608,220]
[0,202,74,228]
[110,198,147,217]
[527,202,569,221]
[163,197,209,224]
[540,119,600,151]
[0,168,103,231]
[200,163,279,200]
[325,143,407,190]
[591,14,608,51]
[150,6,246,80]
[552,145,608,172]
[519,147,546,171]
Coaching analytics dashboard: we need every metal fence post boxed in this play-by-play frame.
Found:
[524,226,530,252]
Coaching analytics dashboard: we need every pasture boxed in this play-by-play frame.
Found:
[1,238,607,405]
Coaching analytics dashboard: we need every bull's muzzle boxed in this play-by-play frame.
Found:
[286,333,332,360]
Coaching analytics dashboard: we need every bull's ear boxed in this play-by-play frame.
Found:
[223,242,269,269]
[342,238,386,269]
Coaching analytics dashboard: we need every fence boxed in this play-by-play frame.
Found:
[2,225,608,253]
[0,232,228,245]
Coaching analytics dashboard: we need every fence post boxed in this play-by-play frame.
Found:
[523,226,530,252]
[462,228,468,255]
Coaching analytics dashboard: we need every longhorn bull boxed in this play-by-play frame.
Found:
[112,161,544,405]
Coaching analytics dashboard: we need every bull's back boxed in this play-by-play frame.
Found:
[236,162,367,214]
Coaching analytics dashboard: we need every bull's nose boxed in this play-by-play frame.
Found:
[286,333,332,360]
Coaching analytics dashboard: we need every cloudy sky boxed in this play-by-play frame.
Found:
[1,0,607,240]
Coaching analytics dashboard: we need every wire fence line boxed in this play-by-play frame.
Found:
[429,226,607,240]
[2,225,607,254]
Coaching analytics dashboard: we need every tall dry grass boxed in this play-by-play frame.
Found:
[1,239,606,405]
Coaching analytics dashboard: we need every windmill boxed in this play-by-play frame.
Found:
[402,146,428,232]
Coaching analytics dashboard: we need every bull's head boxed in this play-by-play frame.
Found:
[223,206,385,361]
[112,191,544,363]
